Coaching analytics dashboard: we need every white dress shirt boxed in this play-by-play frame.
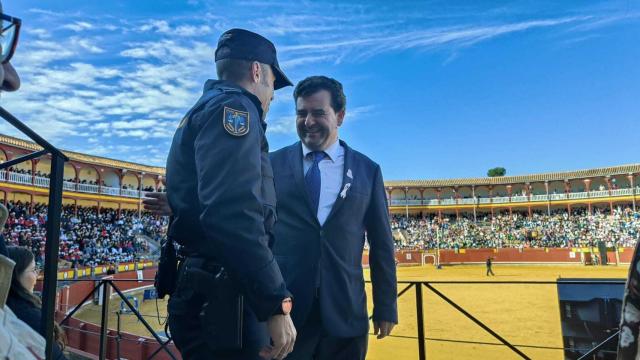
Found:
[302,139,345,226]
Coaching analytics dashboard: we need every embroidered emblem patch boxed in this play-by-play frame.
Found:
[223,107,250,136]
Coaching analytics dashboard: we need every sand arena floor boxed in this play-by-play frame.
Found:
[74,264,631,359]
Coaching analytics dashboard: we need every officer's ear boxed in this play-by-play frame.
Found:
[250,61,262,84]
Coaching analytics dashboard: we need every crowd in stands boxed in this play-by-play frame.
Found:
[6,167,51,179]
[1,201,168,268]
[3,200,639,268]
[391,207,640,250]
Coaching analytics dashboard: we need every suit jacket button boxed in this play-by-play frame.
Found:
[319,230,324,237]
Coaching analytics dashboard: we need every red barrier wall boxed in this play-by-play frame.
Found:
[363,248,635,266]
[62,317,178,360]
[438,248,584,264]
[54,267,179,360]
[56,268,156,313]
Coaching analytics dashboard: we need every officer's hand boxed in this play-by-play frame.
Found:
[373,321,395,339]
[142,192,172,216]
[259,314,296,359]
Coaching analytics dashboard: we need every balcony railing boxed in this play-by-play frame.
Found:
[548,193,568,201]
[389,187,639,206]
[531,194,548,202]
[492,197,510,204]
[0,171,147,199]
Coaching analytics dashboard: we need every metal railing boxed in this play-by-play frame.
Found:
[1,106,68,359]
[60,278,177,360]
[549,193,568,201]
[530,194,548,202]
[389,188,639,206]
[57,277,627,360]
[0,170,148,198]
[370,279,625,360]
[568,192,589,200]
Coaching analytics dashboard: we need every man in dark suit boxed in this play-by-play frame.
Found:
[269,76,397,359]
[144,76,397,359]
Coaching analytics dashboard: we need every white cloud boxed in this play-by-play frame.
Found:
[267,115,296,135]
[28,8,65,16]
[137,20,212,37]
[280,55,335,68]
[139,20,171,33]
[111,119,161,130]
[279,16,594,62]
[174,25,213,37]
[26,28,52,39]
[70,37,105,53]
[569,12,640,32]
[62,21,93,32]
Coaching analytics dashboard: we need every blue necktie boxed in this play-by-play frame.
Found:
[305,151,326,215]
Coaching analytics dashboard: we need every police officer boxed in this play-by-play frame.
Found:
[165,29,296,360]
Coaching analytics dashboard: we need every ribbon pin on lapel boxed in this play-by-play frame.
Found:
[340,183,351,199]
[341,169,353,199]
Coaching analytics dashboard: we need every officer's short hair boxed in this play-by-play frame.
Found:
[293,76,346,113]
[216,50,270,85]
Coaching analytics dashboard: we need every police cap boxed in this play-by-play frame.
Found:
[215,28,293,90]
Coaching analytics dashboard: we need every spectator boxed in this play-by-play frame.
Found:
[6,246,67,359]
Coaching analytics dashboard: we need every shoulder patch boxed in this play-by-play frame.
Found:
[223,106,250,136]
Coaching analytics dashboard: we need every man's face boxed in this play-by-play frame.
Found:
[0,1,20,92]
[254,63,275,117]
[296,90,344,151]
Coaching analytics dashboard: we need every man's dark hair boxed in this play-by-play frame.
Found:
[293,76,346,113]
[216,50,269,85]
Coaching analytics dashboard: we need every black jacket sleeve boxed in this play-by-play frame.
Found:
[364,165,398,323]
[192,96,289,321]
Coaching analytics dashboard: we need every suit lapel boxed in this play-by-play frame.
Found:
[288,142,320,226]
[323,140,352,227]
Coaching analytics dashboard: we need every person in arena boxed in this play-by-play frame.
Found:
[486,257,495,276]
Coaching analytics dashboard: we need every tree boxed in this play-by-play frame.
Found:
[487,167,506,177]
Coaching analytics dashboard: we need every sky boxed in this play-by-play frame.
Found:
[2,0,639,181]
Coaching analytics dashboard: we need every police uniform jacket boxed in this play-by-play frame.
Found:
[165,79,289,321]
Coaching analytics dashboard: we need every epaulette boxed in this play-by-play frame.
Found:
[219,86,242,94]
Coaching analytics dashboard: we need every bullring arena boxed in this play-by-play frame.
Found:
[1,134,638,359]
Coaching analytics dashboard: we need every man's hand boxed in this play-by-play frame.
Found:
[259,314,297,360]
[142,192,173,216]
[373,321,395,339]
